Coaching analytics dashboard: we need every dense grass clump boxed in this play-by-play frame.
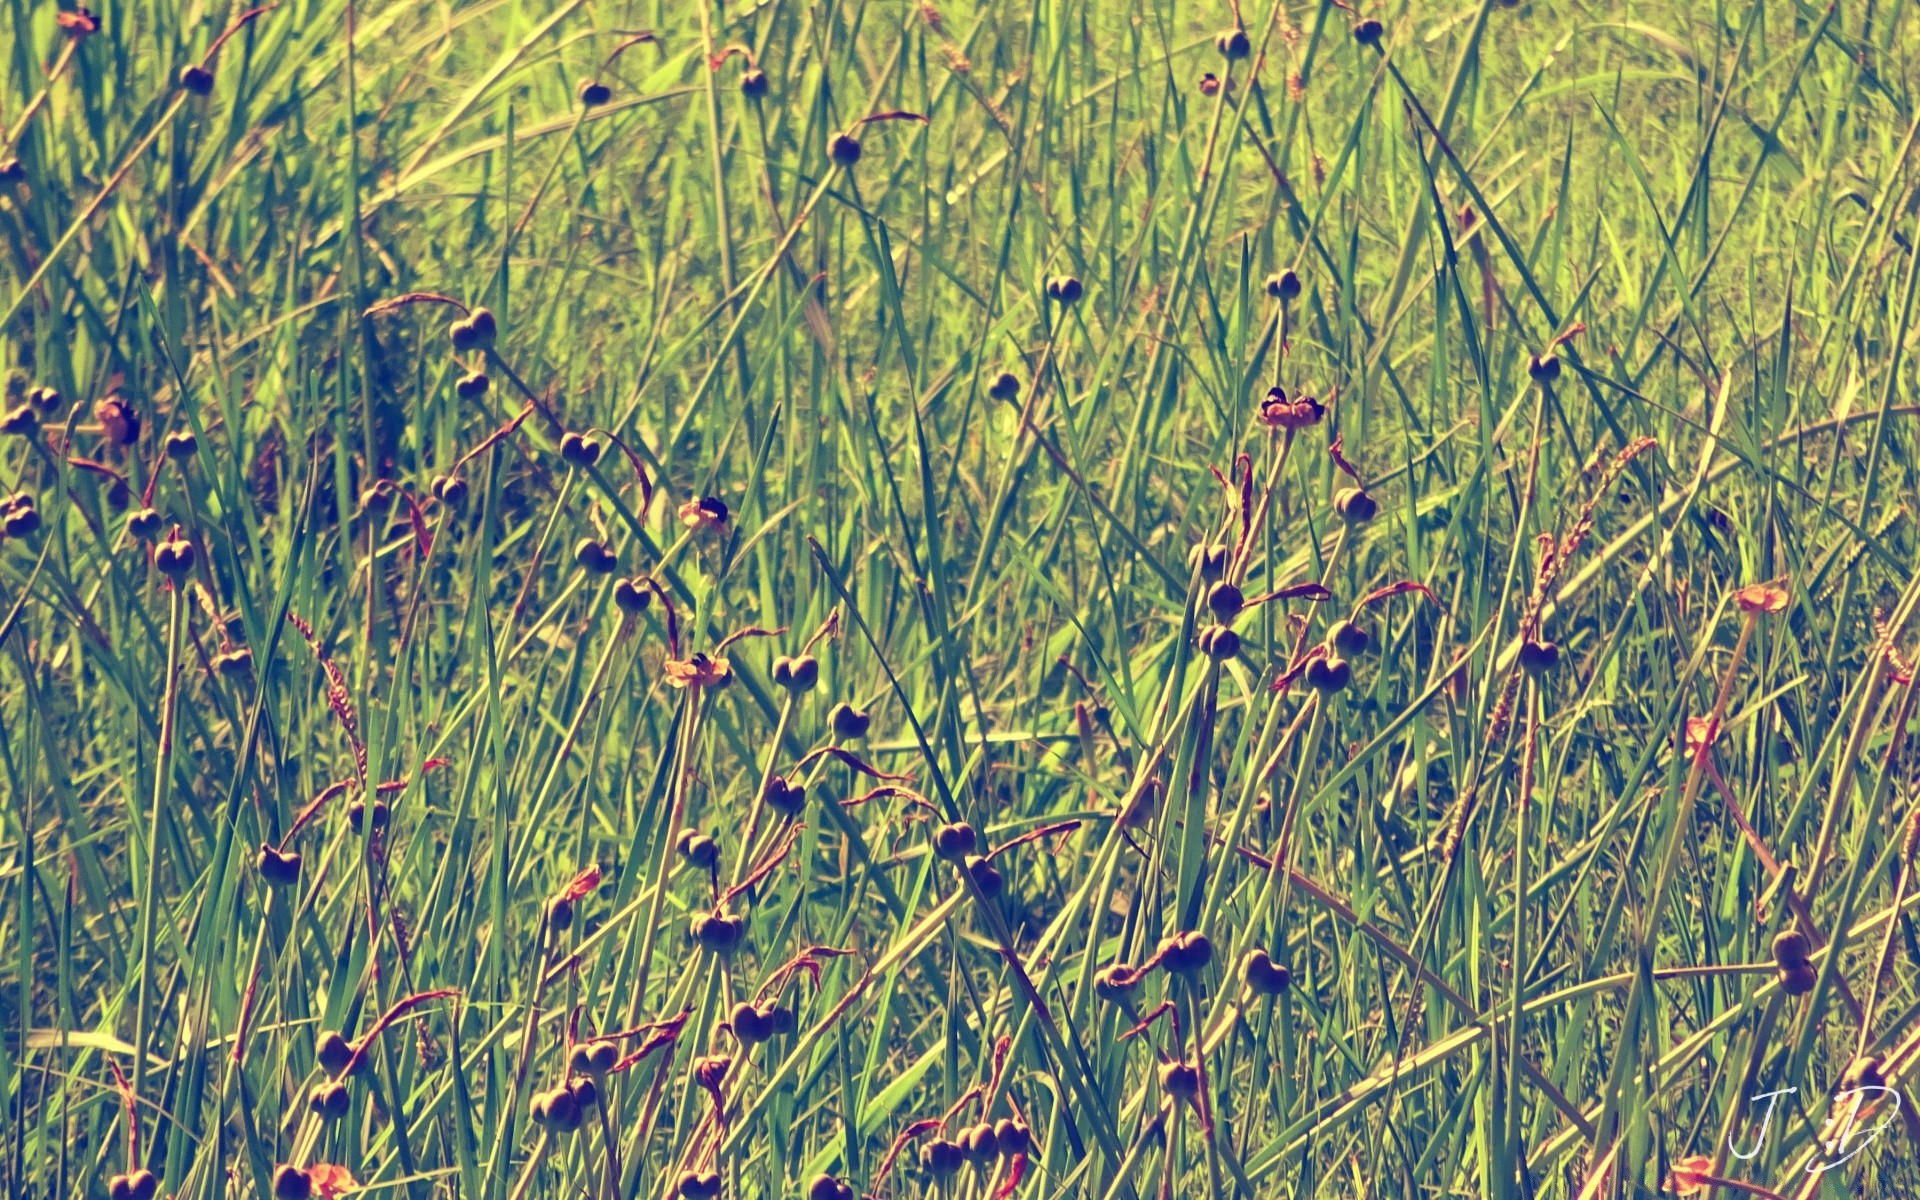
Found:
[8,0,1920,1196]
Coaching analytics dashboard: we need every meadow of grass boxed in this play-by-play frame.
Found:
[9,0,1920,1196]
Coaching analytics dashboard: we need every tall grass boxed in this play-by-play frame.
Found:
[5,0,1920,1197]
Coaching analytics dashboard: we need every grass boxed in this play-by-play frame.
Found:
[4,0,1920,1196]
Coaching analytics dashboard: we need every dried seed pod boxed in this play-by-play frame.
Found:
[548,896,575,933]
[731,1000,771,1045]
[1777,962,1817,996]
[1207,581,1245,621]
[215,647,253,677]
[0,158,23,185]
[1199,626,1241,661]
[346,799,389,834]
[772,653,820,693]
[1215,27,1250,59]
[677,1170,723,1199]
[27,384,62,411]
[179,64,214,94]
[272,1166,312,1200]
[1771,929,1810,969]
[454,370,490,399]
[1093,964,1141,1001]
[432,475,469,508]
[988,371,1020,400]
[541,1085,583,1132]
[740,68,768,98]
[1516,640,1559,676]
[3,500,40,537]
[154,536,196,579]
[109,1174,133,1200]
[933,821,978,862]
[692,910,746,955]
[829,702,871,739]
[1189,541,1230,583]
[677,829,718,869]
[559,432,603,468]
[257,844,302,886]
[1528,353,1562,385]
[1,404,38,437]
[1158,930,1213,975]
[164,431,198,462]
[921,1138,964,1176]
[1842,1055,1885,1090]
[97,396,142,445]
[466,307,497,347]
[1045,275,1084,304]
[125,1170,157,1200]
[1267,269,1302,301]
[1329,620,1371,657]
[578,79,611,106]
[568,1076,599,1109]
[1352,18,1384,45]
[764,1005,795,1036]
[828,133,862,167]
[1334,487,1378,525]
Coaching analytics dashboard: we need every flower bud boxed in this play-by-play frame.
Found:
[828,133,862,167]
[179,64,214,94]
[578,79,611,106]
[1215,27,1250,59]
[829,702,870,739]
[740,69,768,98]
[1045,275,1084,304]
[1334,487,1377,525]
[933,821,978,862]
[1329,620,1371,656]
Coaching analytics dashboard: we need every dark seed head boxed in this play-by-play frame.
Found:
[3,501,40,538]
[568,1075,599,1109]
[126,1171,157,1200]
[933,821,978,862]
[165,429,198,459]
[316,1030,354,1076]
[1158,930,1213,974]
[731,1000,770,1045]
[989,371,1020,400]
[964,1122,999,1163]
[740,68,768,98]
[1528,352,1562,385]
[965,854,1004,898]
[215,647,253,677]
[1334,487,1378,525]
[449,318,477,352]
[155,536,196,579]
[455,369,490,399]
[0,157,23,184]
[677,829,718,869]
[28,384,62,411]
[1330,620,1371,656]
[97,396,141,445]
[1843,1055,1885,1090]
[1200,625,1240,661]
[1216,27,1250,59]
[828,132,863,167]
[346,799,389,834]
[1352,18,1384,46]
[1094,963,1142,1001]
[272,1165,312,1200]
[542,1086,582,1132]
[1771,929,1811,969]
[678,1169,723,1199]
[578,79,611,106]
[432,474,469,508]
[1189,541,1230,583]
[179,64,214,94]
[765,1005,795,1036]
[258,844,302,886]
[692,910,746,955]
[922,1138,964,1176]
[830,702,871,739]
[1304,655,1351,694]
[466,307,497,346]
[1045,275,1084,304]
[773,653,819,693]
[1777,961,1817,996]
[548,895,575,933]
[1516,639,1559,676]
[559,432,603,468]
[1267,269,1302,301]
[808,1173,855,1200]
[1243,948,1292,995]
[110,1174,133,1200]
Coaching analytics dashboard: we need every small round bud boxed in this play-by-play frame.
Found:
[155,536,196,579]
[1771,929,1811,969]
[1267,269,1302,301]
[559,432,603,468]
[466,307,497,347]
[346,799,388,834]
[1159,1060,1201,1101]
[547,895,575,932]
[110,1174,133,1200]
[27,385,62,411]
[1200,626,1240,661]
[272,1166,312,1200]
[1334,487,1378,525]
[309,1080,351,1120]
[1777,961,1817,996]
[578,79,611,106]
[3,501,40,538]
[731,1000,770,1045]
[1094,964,1141,1001]
[568,1075,599,1109]
[677,829,718,869]
[678,1170,723,1199]
[692,910,746,955]
[988,371,1020,400]
[1158,930,1213,974]
[828,132,863,167]
[449,318,477,352]
[574,538,617,574]
[1352,18,1384,46]
[215,647,253,677]
[1527,353,1561,385]
[1189,541,1230,583]
[1045,275,1084,304]
[1516,639,1559,676]
[542,1086,582,1132]
[933,821,978,862]
[1242,948,1292,995]
[126,1170,157,1200]
[257,844,302,886]
[964,854,1004,898]
[1843,1055,1886,1090]
[1206,581,1244,621]
[964,1122,999,1163]
[765,1005,795,1036]
[455,370,490,399]
[180,64,214,94]
[994,1118,1031,1156]
[432,474,469,508]
[922,1139,964,1177]
[1215,27,1250,59]
[613,576,651,614]
[808,1173,855,1200]
[165,429,198,459]
[830,702,871,739]
[316,1031,354,1076]
[740,69,768,98]
[773,653,819,693]
[1329,620,1371,657]
[1304,655,1351,694]
[127,508,162,540]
